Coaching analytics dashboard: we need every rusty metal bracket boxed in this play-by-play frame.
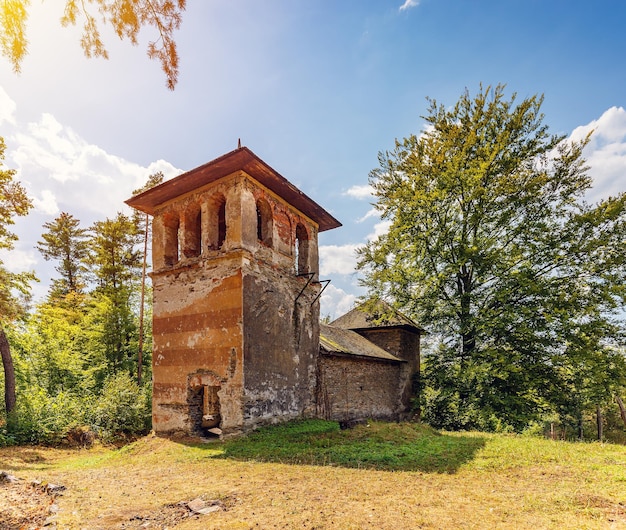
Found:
[311,279,331,306]
[295,272,315,302]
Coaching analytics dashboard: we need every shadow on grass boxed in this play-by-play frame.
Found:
[209,420,486,474]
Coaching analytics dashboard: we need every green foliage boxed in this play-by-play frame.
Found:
[222,419,486,473]
[10,293,107,394]
[0,135,34,323]
[0,136,34,416]
[89,372,151,442]
[37,212,90,298]
[358,84,626,431]
[0,139,157,443]
[8,387,85,445]
[1,1,186,89]
[3,371,151,445]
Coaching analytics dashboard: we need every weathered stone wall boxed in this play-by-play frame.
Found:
[316,355,407,421]
[151,260,245,436]
[354,328,420,409]
[150,170,322,436]
[242,267,320,429]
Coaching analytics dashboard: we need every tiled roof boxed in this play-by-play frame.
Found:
[126,146,341,232]
[320,324,404,362]
[330,300,423,332]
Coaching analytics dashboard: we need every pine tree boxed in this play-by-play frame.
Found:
[87,213,143,375]
[37,212,89,298]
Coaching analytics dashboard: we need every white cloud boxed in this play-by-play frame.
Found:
[399,0,420,11]
[357,207,379,223]
[367,220,392,241]
[569,107,626,203]
[9,112,183,220]
[320,283,357,321]
[0,86,16,126]
[344,184,373,200]
[32,189,59,215]
[0,89,183,301]
[0,248,37,273]
[319,244,360,276]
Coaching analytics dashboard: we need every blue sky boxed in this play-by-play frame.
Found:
[1,0,625,318]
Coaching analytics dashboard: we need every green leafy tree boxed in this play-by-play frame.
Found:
[37,212,90,298]
[0,0,186,89]
[13,292,107,397]
[87,213,143,375]
[0,137,33,415]
[358,84,626,430]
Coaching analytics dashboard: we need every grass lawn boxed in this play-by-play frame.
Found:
[1,420,625,529]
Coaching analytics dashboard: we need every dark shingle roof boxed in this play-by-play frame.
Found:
[330,300,423,333]
[320,324,404,362]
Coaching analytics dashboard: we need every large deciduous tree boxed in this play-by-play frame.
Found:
[0,136,34,415]
[358,84,626,431]
[0,0,186,89]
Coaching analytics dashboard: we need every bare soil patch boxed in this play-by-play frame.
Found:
[0,475,58,530]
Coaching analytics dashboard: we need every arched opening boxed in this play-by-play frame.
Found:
[183,204,202,258]
[187,383,221,437]
[217,197,226,249]
[256,197,273,246]
[207,194,227,251]
[295,223,309,275]
[163,212,180,267]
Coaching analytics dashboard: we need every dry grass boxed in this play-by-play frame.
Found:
[1,421,626,529]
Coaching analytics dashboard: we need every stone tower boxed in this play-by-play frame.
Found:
[126,147,341,437]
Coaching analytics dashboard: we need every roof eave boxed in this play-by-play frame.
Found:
[125,147,342,232]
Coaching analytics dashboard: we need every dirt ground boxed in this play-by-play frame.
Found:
[0,468,233,529]
[0,475,57,529]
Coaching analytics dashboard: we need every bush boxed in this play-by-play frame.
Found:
[7,388,85,445]
[0,426,16,447]
[89,372,151,442]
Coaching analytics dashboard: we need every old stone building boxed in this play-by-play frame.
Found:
[126,147,421,437]
[318,302,422,422]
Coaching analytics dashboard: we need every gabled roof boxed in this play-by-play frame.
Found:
[125,146,342,233]
[330,300,423,333]
[320,324,404,362]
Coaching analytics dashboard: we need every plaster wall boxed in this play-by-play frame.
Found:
[242,265,320,429]
[151,259,245,435]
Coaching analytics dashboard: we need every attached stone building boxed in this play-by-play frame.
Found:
[318,302,422,422]
[126,147,421,437]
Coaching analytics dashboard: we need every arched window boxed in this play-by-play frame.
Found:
[163,212,180,267]
[206,194,227,251]
[217,197,226,250]
[183,204,201,258]
[256,198,273,246]
[295,223,309,275]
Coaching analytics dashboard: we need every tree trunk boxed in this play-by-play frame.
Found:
[596,405,603,442]
[615,395,626,429]
[577,411,584,441]
[137,212,149,386]
[457,266,475,362]
[0,327,16,414]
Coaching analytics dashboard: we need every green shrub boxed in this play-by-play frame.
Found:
[89,372,151,442]
[7,387,85,444]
